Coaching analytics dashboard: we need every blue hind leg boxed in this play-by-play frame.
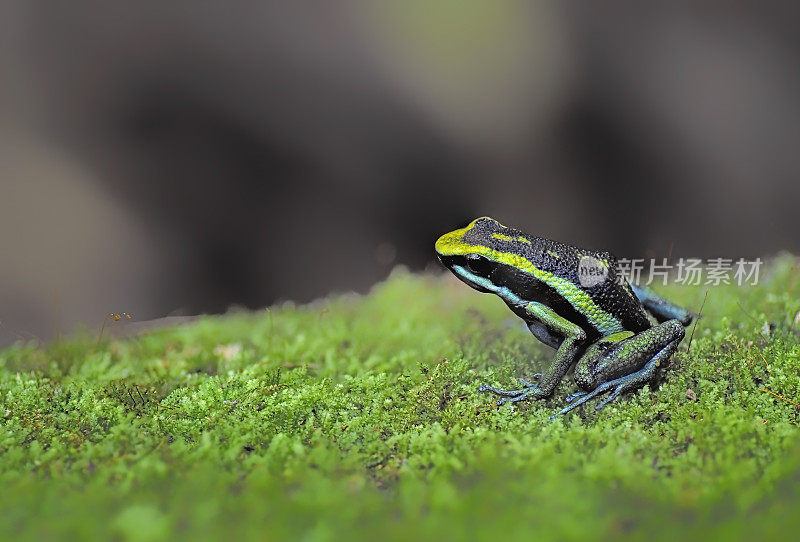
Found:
[552,336,682,419]
[629,284,693,326]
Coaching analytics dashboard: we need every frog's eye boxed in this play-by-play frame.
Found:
[465,254,494,276]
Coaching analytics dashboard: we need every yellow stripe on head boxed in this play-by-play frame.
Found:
[435,217,504,255]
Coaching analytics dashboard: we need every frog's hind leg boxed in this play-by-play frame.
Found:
[630,284,693,326]
[553,338,681,418]
[553,320,685,419]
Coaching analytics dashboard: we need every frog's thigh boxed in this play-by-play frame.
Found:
[523,302,586,396]
[574,320,685,391]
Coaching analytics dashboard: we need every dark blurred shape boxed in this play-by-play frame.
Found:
[1,2,799,344]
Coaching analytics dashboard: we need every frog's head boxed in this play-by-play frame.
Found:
[435,217,511,292]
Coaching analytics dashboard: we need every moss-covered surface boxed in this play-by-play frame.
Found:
[2,256,800,541]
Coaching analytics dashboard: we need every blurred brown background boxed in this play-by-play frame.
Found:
[1,2,799,345]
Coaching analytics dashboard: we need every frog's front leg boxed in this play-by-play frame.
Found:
[554,319,685,418]
[479,302,586,406]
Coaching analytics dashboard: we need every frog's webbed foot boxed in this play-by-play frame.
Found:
[479,374,543,405]
[551,381,620,419]
[564,391,587,403]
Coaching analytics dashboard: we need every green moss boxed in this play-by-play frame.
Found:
[1,255,799,541]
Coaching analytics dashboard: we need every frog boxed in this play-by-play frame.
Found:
[435,217,693,417]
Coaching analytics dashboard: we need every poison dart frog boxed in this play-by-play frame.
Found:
[435,217,693,417]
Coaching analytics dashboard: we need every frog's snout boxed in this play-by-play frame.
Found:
[435,229,464,257]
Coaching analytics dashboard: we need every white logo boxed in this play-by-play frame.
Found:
[578,256,608,287]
